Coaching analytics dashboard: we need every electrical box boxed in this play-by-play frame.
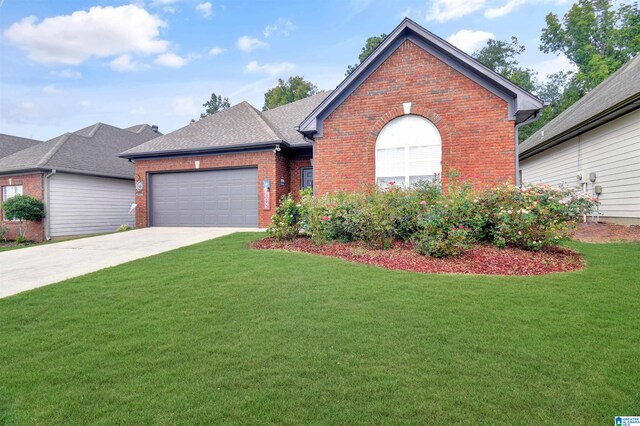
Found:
[594,185,603,195]
[576,170,589,182]
[589,172,597,182]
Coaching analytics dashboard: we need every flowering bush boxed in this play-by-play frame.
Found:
[266,178,598,256]
[477,183,598,250]
[267,194,302,240]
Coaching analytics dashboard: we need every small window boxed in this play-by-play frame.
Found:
[2,185,23,221]
[375,115,442,188]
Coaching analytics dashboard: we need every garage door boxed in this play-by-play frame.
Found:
[150,168,258,227]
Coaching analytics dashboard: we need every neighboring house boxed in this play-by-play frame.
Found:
[520,55,640,225]
[120,18,543,229]
[0,123,160,241]
[0,134,42,159]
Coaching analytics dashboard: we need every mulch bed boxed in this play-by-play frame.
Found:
[251,238,584,276]
[572,222,640,243]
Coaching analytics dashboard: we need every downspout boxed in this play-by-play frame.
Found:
[303,135,315,194]
[514,108,544,187]
[43,169,56,240]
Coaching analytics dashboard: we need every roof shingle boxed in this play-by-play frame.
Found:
[0,134,42,159]
[520,55,640,157]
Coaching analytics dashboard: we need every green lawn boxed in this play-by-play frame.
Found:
[0,233,638,425]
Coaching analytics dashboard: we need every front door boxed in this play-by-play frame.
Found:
[301,167,313,189]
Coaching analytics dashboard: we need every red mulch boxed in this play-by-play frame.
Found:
[251,238,584,276]
[572,222,640,243]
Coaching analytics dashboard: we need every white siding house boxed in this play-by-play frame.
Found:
[519,55,640,225]
[48,173,135,237]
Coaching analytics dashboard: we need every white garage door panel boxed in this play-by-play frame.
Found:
[49,173,135,237]
[150,168,258,227]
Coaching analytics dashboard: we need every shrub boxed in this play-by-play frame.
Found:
[414,225,472,258]
[0,224,8,242]
[116,224,133,232]
[267,194,302,240]
[478,183,598,250]
[1,195,45,242]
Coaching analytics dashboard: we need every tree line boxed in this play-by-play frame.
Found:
[199,0,639,143]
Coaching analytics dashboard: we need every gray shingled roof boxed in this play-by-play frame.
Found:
[520,55,640,158]
[121,91,331,157]
[0,134,41,159]
[0,123,160,179]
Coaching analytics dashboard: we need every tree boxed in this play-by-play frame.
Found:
[203,92,231,115]
[346,33,387,76]
[540,0,640,93]
[2,195,45,243]
[263,76,318,110]
[473,37,539,93]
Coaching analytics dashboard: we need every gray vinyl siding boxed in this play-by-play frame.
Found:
[520,108,640,220]
[48,173,135,237]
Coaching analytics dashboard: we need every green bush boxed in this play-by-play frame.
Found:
[116,224,133,232]
[1,195,45,242]
[0,224,8,242]
[478,183,597,251]
[266,178,598,256]
[267,194,303,240]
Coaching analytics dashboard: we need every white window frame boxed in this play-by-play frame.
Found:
[375,115,442,188]
[2,184,23,221]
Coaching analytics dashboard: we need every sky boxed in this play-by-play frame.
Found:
[0,0,577,140]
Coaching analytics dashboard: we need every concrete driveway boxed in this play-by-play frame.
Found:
[0,227,257,299]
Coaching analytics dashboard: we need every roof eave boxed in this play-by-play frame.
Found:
[298,18,543,136]
[119,140,289,159]
[520,97,640,160]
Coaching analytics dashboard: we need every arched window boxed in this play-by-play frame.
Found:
[375,115,442,187]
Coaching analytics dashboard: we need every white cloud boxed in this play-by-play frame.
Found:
[51,69,81,79]
[42,84,63,95]
[196,2,212,18]
[530,56,576,80]
[245,61,295,76]
[426,0,486,22]
[3,5,168,65]
[109,54,140,72]
[447,30,495,53]
[171,97,200,117]
[130,106,146,115]
[484,0,527,18]
[263,18,296,37]
[237,35,267,52]
[154,52,188,68]
[209,46,225,55]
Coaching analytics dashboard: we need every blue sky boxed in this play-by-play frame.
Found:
[0,0,576,140]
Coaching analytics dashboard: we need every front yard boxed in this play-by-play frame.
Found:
[0,233,638,424]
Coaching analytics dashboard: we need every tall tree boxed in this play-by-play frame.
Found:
[473,37,538,93]
[203,92,231,115]
[540,0,640,93]
[263,76,318,110]
[345,33,387,75]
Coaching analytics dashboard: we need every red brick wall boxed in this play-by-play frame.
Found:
[0,173,45,242]
[314,39,515,195]
[289,156,312,199]
[133,151,283,228]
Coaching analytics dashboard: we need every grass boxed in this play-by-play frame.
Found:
[0,233,638,425]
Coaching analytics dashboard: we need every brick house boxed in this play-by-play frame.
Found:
[120,18,543,229]
[0,123,160,241]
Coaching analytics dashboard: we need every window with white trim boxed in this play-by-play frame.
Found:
[2,185,23,221]
[375,115,442,187]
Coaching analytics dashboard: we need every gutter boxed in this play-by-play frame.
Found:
[520,96,640,160]
[514,108,544,186]
[43,169,56,240]
[118,140,289,160]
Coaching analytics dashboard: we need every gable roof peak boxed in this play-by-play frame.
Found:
[298,18,543,138]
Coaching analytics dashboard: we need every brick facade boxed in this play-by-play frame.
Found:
[0,173,45,242]
[133,151,290,228]
[313,39,515,195]
[133,39,518,229]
